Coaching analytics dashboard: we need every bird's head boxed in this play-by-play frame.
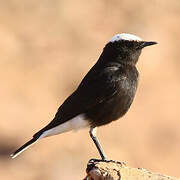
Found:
[102,33,157,65]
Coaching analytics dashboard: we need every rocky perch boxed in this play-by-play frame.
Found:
[83,159,180,180]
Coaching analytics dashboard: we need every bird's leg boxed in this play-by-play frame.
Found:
[89,127,107,160]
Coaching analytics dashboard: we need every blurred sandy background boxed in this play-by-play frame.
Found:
[1,0,180,179]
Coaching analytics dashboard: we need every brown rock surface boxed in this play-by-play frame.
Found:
[84,161,180,180]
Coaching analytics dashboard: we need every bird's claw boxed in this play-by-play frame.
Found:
[87,158,126,172]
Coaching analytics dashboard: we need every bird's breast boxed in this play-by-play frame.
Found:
[86,71,138,127]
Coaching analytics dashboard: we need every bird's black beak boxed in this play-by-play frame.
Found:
[141,41,158,48]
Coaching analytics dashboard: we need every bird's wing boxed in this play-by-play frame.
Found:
[58,66,119,120]
[33,65,121,137]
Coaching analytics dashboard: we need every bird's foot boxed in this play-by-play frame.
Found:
[87,158,126,172]
[88,158,125,164]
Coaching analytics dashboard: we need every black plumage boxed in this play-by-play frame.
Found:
[11,34,157,159]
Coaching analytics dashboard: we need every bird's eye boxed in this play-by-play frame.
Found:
[135,46,141,50]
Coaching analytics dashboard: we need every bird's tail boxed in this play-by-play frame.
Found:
[10,137,38,159]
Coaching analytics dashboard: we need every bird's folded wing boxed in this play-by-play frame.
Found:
[33,66,121,136]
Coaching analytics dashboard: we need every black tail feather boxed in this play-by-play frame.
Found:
[11,137,38,158]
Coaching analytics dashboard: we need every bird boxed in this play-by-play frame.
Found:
[11,33,157,160]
